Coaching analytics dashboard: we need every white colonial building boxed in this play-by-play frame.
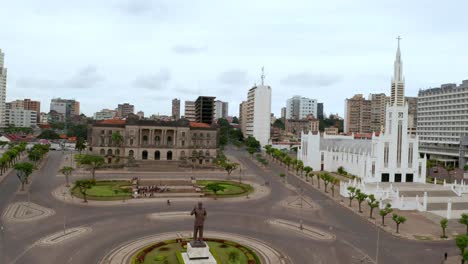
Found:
[298,39,426,183]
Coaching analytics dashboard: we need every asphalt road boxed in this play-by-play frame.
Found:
[0,149,458,264]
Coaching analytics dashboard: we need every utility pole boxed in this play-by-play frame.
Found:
[375,219,380,264]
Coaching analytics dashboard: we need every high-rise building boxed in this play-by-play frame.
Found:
[245,75,271,146]
[344,94,371,134]
[195,96,215,124]
[286,96,318,120]
[117,103,134,118]
[5,102,37,127]
[0,49,7,127]
[93,109,116,120]
[9,99,41,122]
[418,80,468,167]
[50,98,80,121]
[172,98,181,120]
[239,101,248,136]
[317,103,324,120]
[184,101,196,121]
[285,114,319,137]
[214,100,228,119]
[406,97,417,134]
[370,93,387,133]
[280,107,286,121]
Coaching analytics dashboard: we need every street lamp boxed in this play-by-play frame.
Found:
[239,164,242,184]
[299,187,303,230]
[62,191,67,235]
[375,218,380,264]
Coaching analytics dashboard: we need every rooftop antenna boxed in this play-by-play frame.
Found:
[261,66,265,86]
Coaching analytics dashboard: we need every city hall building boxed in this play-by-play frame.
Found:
[298,40,427,183]
[88,118,219,165]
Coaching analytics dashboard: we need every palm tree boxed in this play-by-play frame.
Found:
[316,173,321,189]
[75,179,96,203]
[379,203,393,226]
[392,213,407,234]
[14,162,35,191]
[59,166,74,187]
[355,190,368,213]
[283,156,292,170]
[440,218,448,238]
[459,213,468,235]
[367,194,379,219]
[347,187,357,207]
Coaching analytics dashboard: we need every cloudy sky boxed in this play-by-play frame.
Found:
[2,0,467,117]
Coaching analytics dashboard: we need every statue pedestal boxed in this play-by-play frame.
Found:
[182,242,216,264]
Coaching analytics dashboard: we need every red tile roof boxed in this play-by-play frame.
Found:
[98,119,126,125]
[189,122,211,128]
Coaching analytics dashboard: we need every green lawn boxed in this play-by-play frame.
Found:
[196,180,253,197]
[132,239,259,264]
[71,180,132,201]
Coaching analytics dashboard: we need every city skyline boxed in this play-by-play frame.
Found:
[1,0,468,117]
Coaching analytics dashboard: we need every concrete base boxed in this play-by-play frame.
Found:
[182,243,216,264]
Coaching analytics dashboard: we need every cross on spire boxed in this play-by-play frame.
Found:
[261,66,265,86]
[396,35,402,47]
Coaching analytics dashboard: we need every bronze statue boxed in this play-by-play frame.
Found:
[190,202,207,246]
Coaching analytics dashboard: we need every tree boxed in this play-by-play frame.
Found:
[59,166,74,187]
[28,149,42,165]
[14,162,35,191]
[75,179,96,203]
[330,177,339,197]
[367,194,379,219]
[272,119,285,130]
[283,156,292,170]
[222,162,239,177]
[75,154,104,180]
[456,234,468,264]
[355,190,368,213]
[320,173,332,193]
[296,160,304,176]
[304,166,313,183]
[204,183,226,199]
[247,147,256,159]
[38,129,60,139]
[245,136,260,149]
[111,131,124,147]
[347,187,357,207]
[440,217,448,239]
[459,213,468,235]
[379,203,393,226]
[392,213,407,234]
[232,117,239,124]
[75,138,86,153]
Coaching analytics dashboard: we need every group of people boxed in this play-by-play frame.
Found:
[136,185,168,197]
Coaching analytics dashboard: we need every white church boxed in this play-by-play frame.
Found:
[298,40,427,183]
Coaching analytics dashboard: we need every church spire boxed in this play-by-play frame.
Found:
[390,36,405,106]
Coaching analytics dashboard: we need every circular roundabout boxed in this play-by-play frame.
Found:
[100,231,291,264]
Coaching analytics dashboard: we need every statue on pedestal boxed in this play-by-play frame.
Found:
[190,202,207,247]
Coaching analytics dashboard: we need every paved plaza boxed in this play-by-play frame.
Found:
[0,148,460,263]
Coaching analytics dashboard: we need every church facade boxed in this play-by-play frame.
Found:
[298,40,426,183]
